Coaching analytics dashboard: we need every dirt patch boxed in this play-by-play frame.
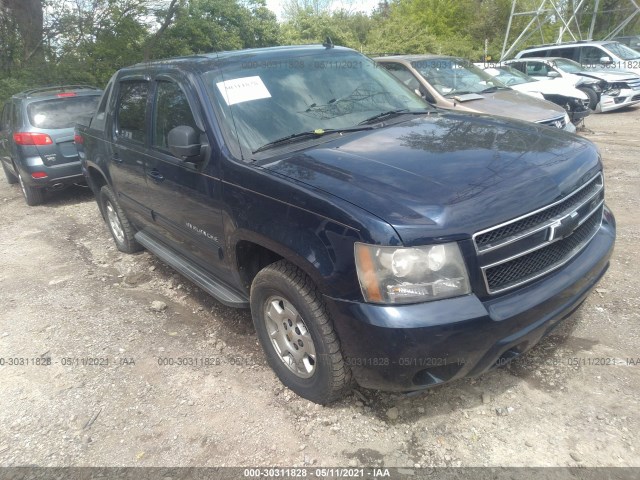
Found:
[0,108,639,468]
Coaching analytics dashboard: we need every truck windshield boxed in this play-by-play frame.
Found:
[202,50,429,157]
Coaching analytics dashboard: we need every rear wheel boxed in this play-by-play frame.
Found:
[251,260,352,404]
[579,87,599,111]
[99,185,142,253]
[2,161,18,185]
[18,172,45,206]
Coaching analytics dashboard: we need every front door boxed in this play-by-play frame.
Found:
[142,76,227,275]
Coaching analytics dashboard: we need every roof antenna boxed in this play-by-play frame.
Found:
[322,37,334,49]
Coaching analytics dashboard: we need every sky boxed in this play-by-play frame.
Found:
[264,0,382,20]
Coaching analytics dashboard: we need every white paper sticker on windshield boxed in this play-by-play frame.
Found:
[216,76,271,106]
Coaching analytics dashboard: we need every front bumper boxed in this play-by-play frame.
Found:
[326,207,615,391]
[568,105,590,124]
[597,88,640,112]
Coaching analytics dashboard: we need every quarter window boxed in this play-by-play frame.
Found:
[116,81,149,143]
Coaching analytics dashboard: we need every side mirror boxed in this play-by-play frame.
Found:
[547,71,561,78]
[600,56,613,64]
[168,125,203,161]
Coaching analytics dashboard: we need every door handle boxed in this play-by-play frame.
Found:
[147,169,165,183]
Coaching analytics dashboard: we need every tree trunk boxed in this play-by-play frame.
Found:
[4,0,43,62]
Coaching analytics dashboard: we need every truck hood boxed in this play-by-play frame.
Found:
[261,112,600,245]
[446,89,566,123]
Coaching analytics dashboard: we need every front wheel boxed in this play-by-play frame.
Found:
[99,185,142,253]
[578,87,598,111]
[251,260,352,404]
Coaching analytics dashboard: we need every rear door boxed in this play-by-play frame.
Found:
[110,78,153,227]
[25,95,100,167]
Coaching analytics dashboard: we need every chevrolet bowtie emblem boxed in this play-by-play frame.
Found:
[549,211,580,241]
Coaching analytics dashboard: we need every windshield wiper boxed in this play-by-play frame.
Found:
[252,126,375,154]
[479,86,506,93]
[357,109,427,125]
[444,90,473,96]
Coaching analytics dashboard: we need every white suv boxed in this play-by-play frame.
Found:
[515,41,640,76]
[505,57,640,113]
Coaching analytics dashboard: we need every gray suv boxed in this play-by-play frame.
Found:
[0,85,102,205]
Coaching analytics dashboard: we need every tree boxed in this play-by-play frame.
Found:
[3,0,44,62]
[152,0,279,59]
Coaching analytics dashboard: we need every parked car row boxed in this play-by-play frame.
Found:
[0,44,617,405]
[477,64,590,123]
[4,40,639,208]
[376,54,576,130]
[504,57,640,112]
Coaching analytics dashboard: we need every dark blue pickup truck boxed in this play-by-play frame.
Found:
[76,45,615,404]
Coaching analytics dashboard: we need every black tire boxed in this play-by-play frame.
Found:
[579,87,598,111]
[18,172,45,206]
[99,185,142,253]
[250,260,352,404]
[2,161,18,185]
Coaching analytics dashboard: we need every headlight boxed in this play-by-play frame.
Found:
[564,112,570,125]
[354,242,471,304]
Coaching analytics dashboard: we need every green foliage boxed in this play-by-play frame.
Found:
[4,0,636,106]
[149,0,280,59]
[364,0,489,58]
[279,9,373,49]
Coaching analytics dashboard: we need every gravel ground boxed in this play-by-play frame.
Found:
[0,108,639,470]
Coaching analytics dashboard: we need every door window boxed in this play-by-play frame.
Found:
[580,46,607,66]
[551,47,579,61]
[525,62,552,76]
[153,81,199,152]
[116,81,149,143]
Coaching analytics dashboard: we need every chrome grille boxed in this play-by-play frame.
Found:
[624,77,640,90]
[475,175,603,251]
[536,115,566,129]
[484,205,603,292]
[473,173,604,294]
